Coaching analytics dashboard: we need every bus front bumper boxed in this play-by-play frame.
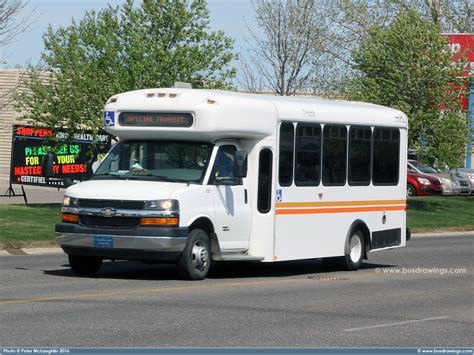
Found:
[55,223,188,261]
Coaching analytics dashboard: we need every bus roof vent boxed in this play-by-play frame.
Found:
[174,82,192,89]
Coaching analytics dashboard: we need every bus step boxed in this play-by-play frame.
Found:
[214,254,264,261]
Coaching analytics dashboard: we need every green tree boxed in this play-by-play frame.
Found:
[349,10,469,167]
[15,0,236,141]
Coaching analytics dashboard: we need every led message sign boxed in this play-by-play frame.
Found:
[10,125,111,187]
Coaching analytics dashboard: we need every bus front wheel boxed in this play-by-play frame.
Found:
[338,230,364,271]
[177,228,211,280]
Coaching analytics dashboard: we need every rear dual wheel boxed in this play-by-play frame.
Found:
[337,230,364,271]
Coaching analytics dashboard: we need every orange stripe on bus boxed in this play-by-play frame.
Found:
[275,199,406,208]
[275,205,406,215]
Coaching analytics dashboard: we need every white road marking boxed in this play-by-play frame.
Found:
[344,316,449,332]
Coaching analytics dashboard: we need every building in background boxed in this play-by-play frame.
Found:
[0,69,47,183]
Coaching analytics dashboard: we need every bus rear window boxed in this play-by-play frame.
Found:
[372,128,400,185]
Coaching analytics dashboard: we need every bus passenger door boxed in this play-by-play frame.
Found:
[210,144,251,251]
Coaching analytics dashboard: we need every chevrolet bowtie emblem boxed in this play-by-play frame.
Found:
[100,207,116,217]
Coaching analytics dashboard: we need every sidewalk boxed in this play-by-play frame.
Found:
[0,181,64,204]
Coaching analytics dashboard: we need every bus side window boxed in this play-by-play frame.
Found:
[258,149,273,213]
[322,124,347,186]
[295,123,321,186]
[279,122,294,186]
[373,128,400,185]
[348,126,372,185]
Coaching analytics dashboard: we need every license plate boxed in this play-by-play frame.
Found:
[94,235,113,248]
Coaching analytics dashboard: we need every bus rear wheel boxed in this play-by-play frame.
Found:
[68,255,102,276]
[177,228,211,280]
[338,230,364,271]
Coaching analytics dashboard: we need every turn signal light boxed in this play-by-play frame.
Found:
[62,213,79,223]
[140,217,179,226]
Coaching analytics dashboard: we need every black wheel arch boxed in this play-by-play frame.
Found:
[188,217,214,235]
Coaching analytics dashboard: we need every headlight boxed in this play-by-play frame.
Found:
[144,199,179,211]
[63,195,79,207]
[417,178,431,185]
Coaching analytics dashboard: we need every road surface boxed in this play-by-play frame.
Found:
[1,234,472,347]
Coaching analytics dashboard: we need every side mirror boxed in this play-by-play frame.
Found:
[234,151,248,178]
[41,152,56,178]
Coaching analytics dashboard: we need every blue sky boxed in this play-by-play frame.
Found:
[1,0,255,68]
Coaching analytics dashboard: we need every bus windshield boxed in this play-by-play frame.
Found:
[94,141,213,183]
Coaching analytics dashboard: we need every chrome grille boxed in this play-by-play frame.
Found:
[80,216,140,229]
[79,199,144,210]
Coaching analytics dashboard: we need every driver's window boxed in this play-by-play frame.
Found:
[209,145,239,185]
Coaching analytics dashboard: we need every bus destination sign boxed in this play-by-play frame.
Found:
[118,112,193,127]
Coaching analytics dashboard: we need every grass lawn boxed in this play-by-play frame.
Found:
[0,196,472,248]
[0,204,61,248]
[407,195,474,233]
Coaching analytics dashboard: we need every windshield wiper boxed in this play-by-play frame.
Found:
[136,175,186,183]
[92,173,126,180]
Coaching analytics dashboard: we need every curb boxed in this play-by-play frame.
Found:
[411,231,474,238]
[1,231,472,256]
[0,247,62,256]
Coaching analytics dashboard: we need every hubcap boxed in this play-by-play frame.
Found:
[191,240,209,271]
[349,234,362,263]
[407,186,413,197]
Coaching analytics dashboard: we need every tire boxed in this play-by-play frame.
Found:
[338,230,364,271]
[68,255,102,276]
[177,228,211,280]
[407,184,416,197]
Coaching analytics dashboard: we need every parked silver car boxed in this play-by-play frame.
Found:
[455,168,474,193]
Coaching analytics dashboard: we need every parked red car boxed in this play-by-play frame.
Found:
[407,165,442,196]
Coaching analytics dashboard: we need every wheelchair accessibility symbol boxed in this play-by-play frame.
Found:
[276,189,282,202]
[104,111,115,126]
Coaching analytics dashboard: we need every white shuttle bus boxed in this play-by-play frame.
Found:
[55,88,409,279]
